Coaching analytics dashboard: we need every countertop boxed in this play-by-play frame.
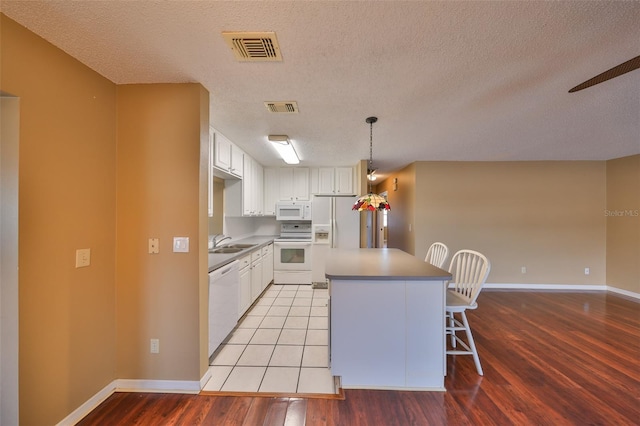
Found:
[208,235,278,272]
[325,248,452,281]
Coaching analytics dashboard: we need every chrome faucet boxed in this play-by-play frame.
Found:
[213,235,232,248]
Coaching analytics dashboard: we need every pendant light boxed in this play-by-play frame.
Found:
[353,117,391,212]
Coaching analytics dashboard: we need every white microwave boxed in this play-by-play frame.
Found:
[276,201,312,221]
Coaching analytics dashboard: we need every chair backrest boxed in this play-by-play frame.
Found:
[425,242,449,268]
[447,249,491,307]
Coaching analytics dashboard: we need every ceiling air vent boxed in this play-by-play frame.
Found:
[265,101,299,113]
[222,31,282,62]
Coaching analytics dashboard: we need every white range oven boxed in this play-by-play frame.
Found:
[274,222,313,285]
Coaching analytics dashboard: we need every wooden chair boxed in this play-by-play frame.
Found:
[424,242,449,268]
[445,249,491,375]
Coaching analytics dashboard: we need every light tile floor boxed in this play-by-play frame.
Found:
[203,284,337,394]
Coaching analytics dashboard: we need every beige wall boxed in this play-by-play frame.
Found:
[380,161,607,285]
[1,15,117,425]
[2,15,210,424]
[606,155,640,293]
[115,83,209,380]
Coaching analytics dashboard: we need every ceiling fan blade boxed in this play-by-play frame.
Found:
[569,55,640,93]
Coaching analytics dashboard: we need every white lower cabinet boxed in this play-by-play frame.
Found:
[236,244,274,318]
[262,244,274,291]
[250,250,263,301]
[238,255,252,318]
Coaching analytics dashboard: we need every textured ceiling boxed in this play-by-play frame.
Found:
[2,1,639,178]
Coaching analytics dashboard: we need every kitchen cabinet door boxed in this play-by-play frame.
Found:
[242,156,264,216]
[334,167,354,194]
[230,144,243,178]
[252,161,264,215]
[278,168,294,200]
[238,264,251,318]
[293,168,310,200]
[251,259,263,302]
[262,244,274,290]
[213,130,232,171]
[263,168,278,216]
[242,155,253,216]
[212,127,243,178]
[316,168,335,194]
[314,167,354,195]
[279,168,310,200]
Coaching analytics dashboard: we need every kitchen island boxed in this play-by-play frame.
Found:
[326,248,452,391]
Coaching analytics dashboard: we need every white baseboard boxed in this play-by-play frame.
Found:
[115,378,201,393]
[56,380,117,426]
[481,283,639,300]
[606,286,640,300]
[56,377,204,426]
[483,283,607,291]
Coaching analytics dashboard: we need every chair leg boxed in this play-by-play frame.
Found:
[460,311,483,376]
[448,311,456,348]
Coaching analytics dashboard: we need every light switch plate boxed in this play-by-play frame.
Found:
[173,237,189,253]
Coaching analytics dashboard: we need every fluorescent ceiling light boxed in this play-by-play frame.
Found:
[268,135,300,164]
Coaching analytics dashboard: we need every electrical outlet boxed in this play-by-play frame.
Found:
[584,267,590,275]
[75,248,91,268]
[521,266,527,274]
[150,338,160,354]
[148,238,159,254]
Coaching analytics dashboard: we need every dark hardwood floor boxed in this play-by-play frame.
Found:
[77,291,640,425]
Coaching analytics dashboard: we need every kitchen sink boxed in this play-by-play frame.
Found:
[210,247,244,254]
[223,243,257,249]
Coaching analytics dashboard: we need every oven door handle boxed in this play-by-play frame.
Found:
[275,241,312,246]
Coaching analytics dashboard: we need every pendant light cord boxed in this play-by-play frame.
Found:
[368,120,373,193]
[366,116,377,194]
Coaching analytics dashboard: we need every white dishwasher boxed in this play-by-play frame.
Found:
[209,260,239,358]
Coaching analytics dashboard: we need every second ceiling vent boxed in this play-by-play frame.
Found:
[264,101,299,113]
[222,31,282,62]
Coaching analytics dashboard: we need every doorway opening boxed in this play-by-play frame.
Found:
[376,191,388,248]
[1,94,20,425]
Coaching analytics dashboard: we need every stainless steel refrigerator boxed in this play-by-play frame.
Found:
[311,195,360,284]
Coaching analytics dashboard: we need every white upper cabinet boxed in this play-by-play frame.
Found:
[312,167,354,195]
[208,131,214,217]
[278,167,309,201]
[230,144,244,178]
[242,155,253,216]
[242,155,264,216]
[335,167,354,194]
[317,168,334,194]
[252,160,264,215]
[212,127,243,178]
[225,153,264,217]
[263,168,278,216]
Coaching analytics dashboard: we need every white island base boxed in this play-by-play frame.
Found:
[327,249,450,391]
